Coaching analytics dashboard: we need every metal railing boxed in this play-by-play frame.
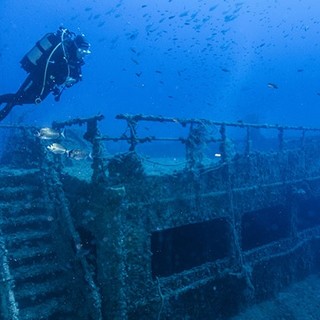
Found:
[97,114,320,168]
[2,113,320,179]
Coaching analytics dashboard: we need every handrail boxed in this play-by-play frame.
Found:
[112,114,319,168]
[51,114,104,130]
[42,164,103,320]
[2,113,320,179]
[115,113,320,132]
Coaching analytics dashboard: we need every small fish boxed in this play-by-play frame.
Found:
[179,11,189,17]
[97,21,105,27]
[131,58,139,65]
[67,149,91,160]
[36,127,65,140]
[209,5,218,11]
[47,143,68,155]
[224,14,238,23]
[267,82,278,89]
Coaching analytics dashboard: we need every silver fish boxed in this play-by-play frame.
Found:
[67,149,91,160]
[267,82,278,89]
[36,127,65,140]
[47,143,68,155]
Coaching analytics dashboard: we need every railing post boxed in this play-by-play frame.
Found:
[127,119,138,152]
[219,124,227,162]
[84,119,107,183]
[185,122,207,169]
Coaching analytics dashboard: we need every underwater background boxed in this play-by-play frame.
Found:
[1,0,320,132]
[2,1,320,320]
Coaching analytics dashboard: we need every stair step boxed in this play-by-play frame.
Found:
[0,168,42,188]
[15,276,71,301]
[2,214,54,225]
[0,168,40,176]
[0,186,42,201]
[9,244,56,262]
[19,295,74,320]
[12,261,64,281]
[1,215,55,233]
[4,230,51,245]
[8,246,56,268]
[0,201,48,215]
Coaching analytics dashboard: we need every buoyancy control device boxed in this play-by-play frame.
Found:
[20,33,60,73]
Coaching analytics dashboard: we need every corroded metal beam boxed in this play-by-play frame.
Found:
[116,113,320,132]
[52,114,104,129]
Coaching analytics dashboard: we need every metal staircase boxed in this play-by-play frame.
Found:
[0,124,102,320]
[0,168,77,319]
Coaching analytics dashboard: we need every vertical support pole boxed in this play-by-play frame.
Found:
[218,123,255,302]
[44,166,103,320]
[185,122,208,170]
[94,191,129,319]
[219,124,227,162]
[185,123,196,170]
[127,119,138,152]
[84,119,107,183]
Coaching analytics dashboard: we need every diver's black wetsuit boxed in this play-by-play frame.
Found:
[0,28,87,121]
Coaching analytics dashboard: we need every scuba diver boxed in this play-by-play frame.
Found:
[0,27,91,121]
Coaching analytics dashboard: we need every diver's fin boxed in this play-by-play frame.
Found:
[0,102,15,122]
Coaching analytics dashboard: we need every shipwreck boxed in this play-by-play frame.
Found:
[0,114,320,319]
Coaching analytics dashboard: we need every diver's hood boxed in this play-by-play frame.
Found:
[75,35,91,54]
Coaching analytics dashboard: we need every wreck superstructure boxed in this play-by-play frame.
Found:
[1,114,320,319]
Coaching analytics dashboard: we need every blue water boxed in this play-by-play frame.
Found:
[2,2,320,318]
[1,1,320,133]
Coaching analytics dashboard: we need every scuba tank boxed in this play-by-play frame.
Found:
[20,33,60,73]
[19,28,76,104]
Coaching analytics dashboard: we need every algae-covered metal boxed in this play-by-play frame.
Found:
[1,115,320,319]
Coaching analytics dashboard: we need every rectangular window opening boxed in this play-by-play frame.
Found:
[151,218,230,278]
